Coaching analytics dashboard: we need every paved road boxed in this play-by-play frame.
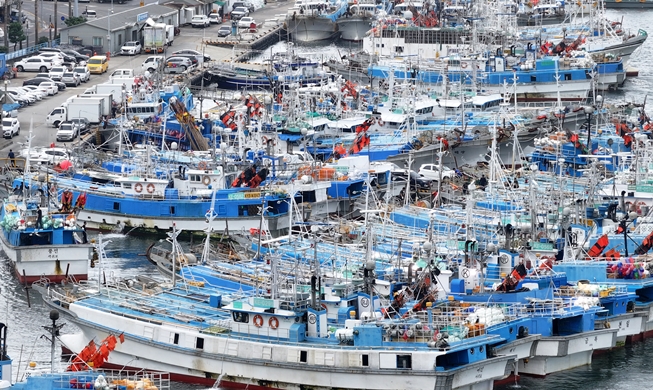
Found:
[0,13,287,157]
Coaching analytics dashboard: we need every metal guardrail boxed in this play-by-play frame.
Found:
[5,39,60,62]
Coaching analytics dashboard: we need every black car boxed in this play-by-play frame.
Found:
[233,1,255,13]
[392,170,432,195]
[61,49,89,63]
[23,77,66,91]
[217,26,232,37]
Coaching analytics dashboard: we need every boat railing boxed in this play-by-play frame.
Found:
[42,369,171,390]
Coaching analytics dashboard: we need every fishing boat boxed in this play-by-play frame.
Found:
[286,0,349,42]
[34,237,520,389]
[336,1,381,41]
[0,132,93,284]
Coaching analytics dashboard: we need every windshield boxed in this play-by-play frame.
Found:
[74,67,85,72]
[125,42,137,46]
[2,120,12,126]
[59,124,73,130]
[63,73,74,77]
[51,67,64,72]
[88,58,103,64]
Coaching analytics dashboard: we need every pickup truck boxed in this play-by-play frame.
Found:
[231,7,249,20]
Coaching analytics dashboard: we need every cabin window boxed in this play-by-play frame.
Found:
[113,202,120,211]
[362,354,369,367]
[530,75,537,82]
[300,350,308,363]
[565,73,571,81]
[196,337,204,349]
[394,46,404,54]
[170,206,175,215]
[173,333,179,345]
[123,183,132,189]
[190,174,201,182]
[232,312,249,323]
[396,355,412,369]
[238,205,247,216]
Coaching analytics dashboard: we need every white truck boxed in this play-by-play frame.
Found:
[84,84,126,101]
[46,100,103,127]
[75,95,113,117]
[143,24,166,54]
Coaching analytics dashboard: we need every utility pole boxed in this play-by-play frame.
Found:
[3,2,8,48]
[68,0,72,18]
[34,0,38,46]
[54,1,57,39]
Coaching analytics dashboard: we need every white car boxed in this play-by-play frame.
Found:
[120,41,142,55]
[56,122,79,142]
[73,66,91,83]
[208,13,221,24]
[142,56,164,73]
[38,81,59,95]
[238,17,256,29]
[2,117,20,138]
[34,53,65,66]
[20,147,69,165]
[22,85,50,98]
[14,57,53,72]
[191,15,210,28]
[6,89,35,105]
[418,163,456,181]
[17,86,44,100]
[48,66,67,81]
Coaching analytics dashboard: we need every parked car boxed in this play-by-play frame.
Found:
[191,15,210,28]
[38,82,59,95]
[2,117,20,138]
[120,41,142,55]
[238,17,256,29]
[172,49,211,63]
[142,55,164,73]
[61,49,89,63]
[25,76,65,90]
[48,66,67,81]
[69,118,90,134]
[418,163,456,181]
[73,66,91,82]
[169,53,199,66]
[231,6,249,20]
[6,89,35,105]
[233,1,255,13]
[163,57,193,73]
[392,170,432,196]
[208,13,221,24]
[17,86,44,100]
[217,25,232,37]
[14,57,53,72]
[56,122,79,142]
[34,53,65,65]
[110,69,133,77]
[61,72,81,87]
[39,51,76,64]
[20,147,70,165]
[23,84,51,98]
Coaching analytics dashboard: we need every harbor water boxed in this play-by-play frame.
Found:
[2,7,653,390]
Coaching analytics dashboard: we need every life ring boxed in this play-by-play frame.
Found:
[377,119,385,126]
[461,62,468,69]
[269,316,279,330]
[135,183,143,193]
[146,183,155,194]
[321,303,328,311]
[203,176,211,186]
[198,161,208,170]
[253,314,263,327]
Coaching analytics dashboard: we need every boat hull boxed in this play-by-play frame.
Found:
[0,230,92,284]
[286,18,339,42]
[604,0,653,8]
[337,17,373,41]
[57,318,513,390]
[518,329,617,376]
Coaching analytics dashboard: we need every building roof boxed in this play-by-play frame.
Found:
[62,4,178,32]
[163,0,203,7]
